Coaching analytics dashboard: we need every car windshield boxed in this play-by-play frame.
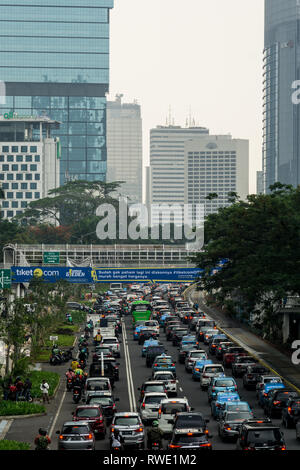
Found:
[161,403,187,414]
[114,417,140,426]
[205,366,224,373]
[237,357,254,363]
[87,381,109,391]
[148,348,164,356]
[157,358,172,363]
[226,412,252,421]
[191,353,207,359]
[215,379,235,387]
[264,378,281,383]
[88,397,113,406]
[145,396,166,404]
[176,416,205,428]
[144,385,165,392]
[251,368,267,374]
[76,408,100,418]
[276,392,298,400]
[173,434,207,444]
[62,425,90,435]
[102,338,117,344]
[226,404,249,412]
[182,345,195,351]
[247,429,282,446]
[155,374,173,380]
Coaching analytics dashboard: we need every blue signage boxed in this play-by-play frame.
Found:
[11,267,202,284]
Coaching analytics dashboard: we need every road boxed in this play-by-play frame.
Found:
[4,308,300,450]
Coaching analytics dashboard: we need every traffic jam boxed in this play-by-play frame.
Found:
[58,283,300,451]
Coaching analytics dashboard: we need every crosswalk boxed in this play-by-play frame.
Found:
[0,420,13,440]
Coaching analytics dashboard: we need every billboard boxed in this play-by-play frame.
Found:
[11,267,202,284]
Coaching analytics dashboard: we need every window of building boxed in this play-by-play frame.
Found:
[25,192,32,199]
[16,192,23,199]
[2,201,9,208]
[30,183,37,190]
[16,155,23,162]
[21,164,27,171]
[25,174,32,181]
[35,174,40,181]
[30,146,37,153]
[7,155,14,162]
[30,164,37,171]
[2,146,9,153]
[6,192,13,199]
[7,174,13,181]
[21,146,28,153]
[21,183,27,190]
[21,201,27,208]
[2,164,9,171]
[12,165,18,171]
[34,192,40,199]
[12,201,18,208]
[35,155,40,162]
[12,183,18,189]
[12,146,18,153]
[16,174,23,181]
[7,211,13,218]
[26,156,32,163]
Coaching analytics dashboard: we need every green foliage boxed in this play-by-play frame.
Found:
[0,401,46,416]
[192,183,300,333]
[0,440,31,450]
[29,371,60,398]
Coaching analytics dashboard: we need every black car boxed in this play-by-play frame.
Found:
[242,365,269,390]
[173,412,210,436]
[138,329,158,345]
[236,419,286,451]
[264,389,299,418]
[146,345,166,367]
[89,362,115,387]
[171,329,188,346]
[169,428,212,450]
[231,356,258,378]
[215,342,233,360]
[86,392,119,423]
[178,344,197,364]
[282,397,300,428]
[218,410,253,442]
[166,324,182,340]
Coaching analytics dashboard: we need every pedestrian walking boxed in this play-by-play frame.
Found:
[40,379,50,404]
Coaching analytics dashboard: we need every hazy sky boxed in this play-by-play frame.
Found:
[108,0,264,194]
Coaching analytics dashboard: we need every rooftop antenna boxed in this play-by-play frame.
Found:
[168,105,172,126]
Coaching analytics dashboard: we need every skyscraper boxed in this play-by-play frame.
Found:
[263,0,300,192]
[0,0,114,184]
[149,125,209,225]
[107,95,143,203]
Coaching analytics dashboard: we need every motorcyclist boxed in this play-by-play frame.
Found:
[71,359,79,371]
[111,429,124,450]
[78,349,87,362]
[34,428,51,451]
[66,368,75,380]
[147,420,164,449]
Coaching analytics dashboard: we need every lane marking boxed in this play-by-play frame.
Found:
[0,420,12,440]
[122,319,136,412]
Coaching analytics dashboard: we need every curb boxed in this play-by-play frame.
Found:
[0,412,47,420]
[186,285,300,395]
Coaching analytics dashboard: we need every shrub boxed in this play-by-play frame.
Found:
[0,440,31,450]
[29,371,60,398]
[0,401,45,416]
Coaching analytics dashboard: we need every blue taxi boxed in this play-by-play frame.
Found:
[208,377,238,403]
[210,392,241,420]
[258,382,286,408]
[152,354,176,377]
[142,338,159,357]
[192,359,213,381]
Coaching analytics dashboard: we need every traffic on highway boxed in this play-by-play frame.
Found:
[51,282,300,451]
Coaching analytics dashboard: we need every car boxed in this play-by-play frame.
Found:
[168,428,212,450]
[255,375,283,400]
[203,329,220,345]
[231,356,257,377]
[242,365,269,390]
[110,412,145,449]
[152,371,178,397]
[138,329,159,345]
[264,389,299,418]
[208,335,228,355]
[218,401,253,420]
[142,339,160,357]
[152,354,176,376]
[138,381,168,402]
[158,398,192,437]
[218,410,256,442]
[192,359,213,381]
[100,336,121,357]
[196,318,216,335]
[56,421,95,450]
[210,392,241,420]
[173,412,210,437]
[146,345,166,367]
[257,382,286,408]
[133,323,147,340]
[282,397,300,428]
[223,347,247,368]
[72,405,106,439]
[208,377,238,403]
[185,350,208,372]
[236,419,286,450]
[200,364,225,390]
[189,313,207,331]
[83,377,112,401]
[86,392,119,423]
[140,392,168,424]
[215,342,234,360]
[170,328,188,345]
[197,325,217,342]
[178,343,197,364]
[88,364,115,386]
[144,320,160,335]
[165,321,181,337]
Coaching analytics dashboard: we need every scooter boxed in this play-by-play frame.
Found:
[73,386,82,404]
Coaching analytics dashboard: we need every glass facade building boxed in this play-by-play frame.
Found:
[263,0,300,192]
[0,0,114,183]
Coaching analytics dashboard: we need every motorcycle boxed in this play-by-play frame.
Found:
[79,359,86,370]
[66,378,73,392]
[49,354,62,366]
[73,386,82,403]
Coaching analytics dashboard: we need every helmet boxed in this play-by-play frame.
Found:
[39,428,47,436]
[152,420,159,427]
[68,368,72,372]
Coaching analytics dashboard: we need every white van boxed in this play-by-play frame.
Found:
[157,398,191,437]
[200,363,225,390]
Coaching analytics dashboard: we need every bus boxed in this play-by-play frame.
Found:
[131,300,152,324]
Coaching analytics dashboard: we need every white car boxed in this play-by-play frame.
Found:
[200,363,225,390]
[185,350,208,372]
[83,377,112,401]
[152,371,178,397]
[140,392,168,424]
[101,336,121,358]
[144,320,160,336]
[157,398,191,437]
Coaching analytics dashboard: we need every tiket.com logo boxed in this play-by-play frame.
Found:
[33,268,43,278]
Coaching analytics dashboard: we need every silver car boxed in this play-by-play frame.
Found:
[57,421,95,450]
[110,412,145,449]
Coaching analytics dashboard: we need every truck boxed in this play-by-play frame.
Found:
[131,300,152,324]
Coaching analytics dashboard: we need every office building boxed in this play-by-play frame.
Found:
[149,125,209,224]
[107,95,143,203]
[0,0,114,184]
[263,0,300,191]
[184,135,249,217]
[257,170,264,194]
[0,116,60,219]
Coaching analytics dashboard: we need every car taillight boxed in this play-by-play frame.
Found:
[225,426,231,431]
[154,364,158,367]
[288,407,292,413]
[281,446,286,451]
[59,435,64,440]
[169,444,181,448]
[84,434,93,440]
[135,427,143,433]
[200,443,211,447]
[142,403,145,409]
[273,401,281,405]
[171,363,175,367]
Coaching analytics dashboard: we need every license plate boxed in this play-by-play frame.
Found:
[122,431,132,436]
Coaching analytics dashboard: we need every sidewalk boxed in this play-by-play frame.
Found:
[189,288,300,393]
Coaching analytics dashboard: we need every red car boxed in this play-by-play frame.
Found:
[222,347,247,368]
[72,405,106,438]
